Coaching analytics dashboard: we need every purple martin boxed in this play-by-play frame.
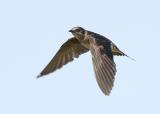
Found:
[37,27,134,95]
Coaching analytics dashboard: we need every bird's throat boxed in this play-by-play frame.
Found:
[81,39,90,49]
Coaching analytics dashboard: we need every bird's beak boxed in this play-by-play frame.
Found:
[69,29,74,33]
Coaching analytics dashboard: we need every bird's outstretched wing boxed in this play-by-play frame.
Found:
[89,36,117,95]
[37,37,89,78]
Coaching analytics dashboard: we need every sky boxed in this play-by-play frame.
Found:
[0,0,160,114]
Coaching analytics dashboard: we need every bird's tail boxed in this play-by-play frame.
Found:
[111,43,135,61]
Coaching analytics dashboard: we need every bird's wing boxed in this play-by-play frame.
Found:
[89,36,117,95]
[38,38,89,78]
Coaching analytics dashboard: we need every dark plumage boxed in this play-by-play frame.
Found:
[37,27,133,95]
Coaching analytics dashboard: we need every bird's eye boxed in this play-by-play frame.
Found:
[75,29,80,32]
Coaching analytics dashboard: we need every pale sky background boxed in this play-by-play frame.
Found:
[0,0,160,114]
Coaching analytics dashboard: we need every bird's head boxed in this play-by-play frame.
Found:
[69,27,85,40]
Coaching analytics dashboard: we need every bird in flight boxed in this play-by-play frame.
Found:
[37,27,134,95]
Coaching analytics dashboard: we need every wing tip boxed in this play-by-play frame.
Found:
[37,74,43,79]
[103,90,111,96]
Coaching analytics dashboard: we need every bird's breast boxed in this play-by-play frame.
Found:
[81,39,90,49]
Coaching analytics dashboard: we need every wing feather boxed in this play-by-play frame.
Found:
[38,38,89,78]
[89,37,116,95]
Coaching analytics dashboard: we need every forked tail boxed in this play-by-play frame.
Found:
[111,43,135,61]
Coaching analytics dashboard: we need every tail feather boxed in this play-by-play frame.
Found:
[111,43,135,61]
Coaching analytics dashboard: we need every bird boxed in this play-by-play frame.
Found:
[37,26,134,95]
